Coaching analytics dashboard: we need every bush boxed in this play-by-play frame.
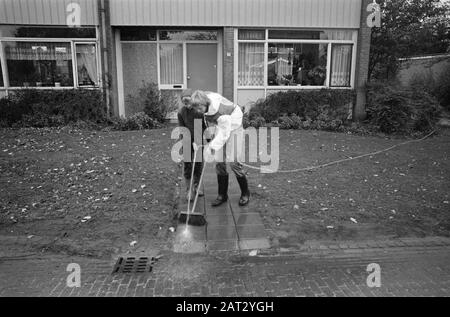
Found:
[434,66,450,111]
[409,65,450,111]
[246,90,354,132]
[18,112,65,128]
[0,89,107,127]
[127,82,177,123]
[249,89,355,122]
[366,82,442,134]
[111,112,161,131]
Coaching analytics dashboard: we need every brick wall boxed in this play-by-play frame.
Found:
[222,27,235,101]
[354,0,373,121]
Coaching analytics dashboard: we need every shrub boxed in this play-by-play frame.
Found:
[127,82,177,123]
[18,112,65,128]
[249,89,355,122]
[408,64,450,111]
[249,90,353,132]
[434,65,450,111]
[111,112,161,131]
[366,82,442,134]
[0,89,107,127]
[242,111,267,129]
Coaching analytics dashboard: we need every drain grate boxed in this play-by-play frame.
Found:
[112,257,157,274]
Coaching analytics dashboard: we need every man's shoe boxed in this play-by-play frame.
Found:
[211,175,229,207]
[238,195,250,206]
[211,194,228,207]
[236,176,250,206]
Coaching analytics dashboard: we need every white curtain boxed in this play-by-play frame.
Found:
[160,44,183,85]
[76,44,97,85]
[331,45,352,87]
[238,43,264,86]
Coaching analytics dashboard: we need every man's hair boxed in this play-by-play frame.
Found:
[191,90,210,107]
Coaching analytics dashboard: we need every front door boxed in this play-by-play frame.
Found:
[186,43,217,92]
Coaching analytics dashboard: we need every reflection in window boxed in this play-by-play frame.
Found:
[5,42,74,87]
[267,43,328,86]
[0,26,96,38]
[267,29,357,41]
[120,27,157,41]
[330,44,353,87]
[239,29,265,40]
[159,31,217,41]
[76,44,98,86]
[238,43,265,86]
[269,30,322,40]
[321,30,357,41]
[159,44,183,85]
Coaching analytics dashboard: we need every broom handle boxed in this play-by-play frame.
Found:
[186,143,198,215]
[189,159,207,216]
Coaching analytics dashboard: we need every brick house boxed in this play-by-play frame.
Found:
[0,0,372,120]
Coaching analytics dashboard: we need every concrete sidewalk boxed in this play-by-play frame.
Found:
[174,163,270,253]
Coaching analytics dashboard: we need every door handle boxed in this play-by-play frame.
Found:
[187,75,191,80]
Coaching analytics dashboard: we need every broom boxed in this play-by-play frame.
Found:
[178,143,207,226]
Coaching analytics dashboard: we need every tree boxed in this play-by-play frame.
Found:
[369,0,450,81]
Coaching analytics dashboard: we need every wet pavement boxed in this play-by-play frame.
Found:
[174,163,270,253]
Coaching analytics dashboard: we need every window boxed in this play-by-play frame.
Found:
[330,44,353,87]
[76,44,98,87]
[159,44,183,86]
[120,27,157,41]
[4,42,74,87]
[239,30,265,40]
[237,28,357,89]
[268,43,328,86]
[159,31,217,41]
[269,30,322,40]
[0,26,96,38]
[238,43,265,86]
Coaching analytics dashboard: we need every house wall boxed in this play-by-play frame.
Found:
[0,0,372,120]
[0,0,98,26]
[121,42,158,116]
[109,0,362,29]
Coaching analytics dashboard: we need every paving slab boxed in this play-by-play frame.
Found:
[207,240,239,252]
[236,225,267,240]
[175,161,270,253]
[173,225,206,254]
[207,225,238,241]
[239,238,271,251]
[206,213,235,227]
[233,212,264,226]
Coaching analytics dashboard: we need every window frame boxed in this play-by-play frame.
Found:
[74,42,100,88]
[0,28,99,90]
[0,46,4,88]
[329,43,354,88]
[236,28,357,90]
